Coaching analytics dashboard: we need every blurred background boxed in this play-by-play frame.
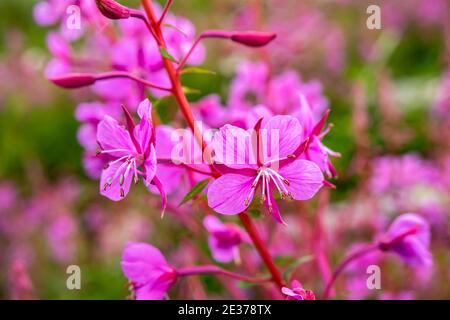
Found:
[0,0,449,299]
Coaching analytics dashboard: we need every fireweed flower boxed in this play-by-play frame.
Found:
[207,115,324,223]
[203,215,249,263]
[97,99,163,204]
[379,213,432,267]
[281,280,316,300]
[121,242,177,300]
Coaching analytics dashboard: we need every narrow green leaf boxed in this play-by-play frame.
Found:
[163,23,188,38]
[159,47,178,63]
[182,86,201,95]
[179,179,210,206]
[181,67,216,76]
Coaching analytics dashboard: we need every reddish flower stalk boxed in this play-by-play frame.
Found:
[178,30,276,71]
[177,265,271,284]
[141,0,207,155]
[239,212,286,289]
[50,71,172,92]
[141,0,284,291]
[312,189,334,295]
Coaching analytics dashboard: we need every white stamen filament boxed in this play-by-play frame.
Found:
[98,148,129,154]
[266,168,290,195]
[243,164,291,207]
[108,155,130,167]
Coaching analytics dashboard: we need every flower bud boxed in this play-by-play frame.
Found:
[230,31,277,47]
[95,0,131,20]
[50,73,96,89]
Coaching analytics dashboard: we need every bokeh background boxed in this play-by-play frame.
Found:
[0,0,449,299]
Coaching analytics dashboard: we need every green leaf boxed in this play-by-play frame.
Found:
[159,47,178,63]
[181,67,216,76]
[179,179,210,206]
[182,86,201,95]
[163,23,188,38]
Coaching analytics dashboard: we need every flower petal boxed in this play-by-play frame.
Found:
[207,173,255,215]
[279,159,323,200]
[212,125,257,170]
[97,115,134,157]
[262,115,302,161]
[121,242,167,284]
[100,161,134,201]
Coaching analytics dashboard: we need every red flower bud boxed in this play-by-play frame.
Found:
[95,0,131,20]
[50,74,96,89]
[230,31,277,47]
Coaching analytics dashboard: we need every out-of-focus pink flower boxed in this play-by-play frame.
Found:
[97,99,159,202]
[370,154,440,194]
[379,214,432,268]
[46,215,78,263]
[207,115,324,223]
[203,215,248,263]
[193,95,228,128]
[121,242,177,300]
[281,280,315,300]
[0,182,17,212]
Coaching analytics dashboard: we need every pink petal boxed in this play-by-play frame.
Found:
[208,237,236,263]
[143,144,157,185]
[207,173,255,215]
[262,115,303,161]
[97,115,134,157]
[203,215,225,233]
[100,161,134,201]
[33,1,60,26]
[387,213,430,248]
[279,159,323,200]
[121,242,167,284]
[148,175,167,217]
[264,186,286,224]
[213,125,257,170]
[137,99,153,120]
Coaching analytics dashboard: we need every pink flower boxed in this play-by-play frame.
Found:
[203,215,248,263]
[121,242,177,300]
[97,99,160,202]
[379,214,432,267]
[207,115,324,223]
[281,280,315,300]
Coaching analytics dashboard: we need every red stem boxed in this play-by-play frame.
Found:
[141,0,213,166]
[141,0,283,291]
[239,212,285,289]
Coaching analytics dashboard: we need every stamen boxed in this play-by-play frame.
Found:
[97,148,130,155]
[133,159,139,184]
[265,173,271,208]
[251,170,264,188]
[120,188,125,198]
[119,175,124,186]
[265,155,295,166]
[266,169,288,197]
[261,174,266,203]
[108,155,130,167]
[112,160,130,183]
[245,170,264,206]
[266,168,290,194]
